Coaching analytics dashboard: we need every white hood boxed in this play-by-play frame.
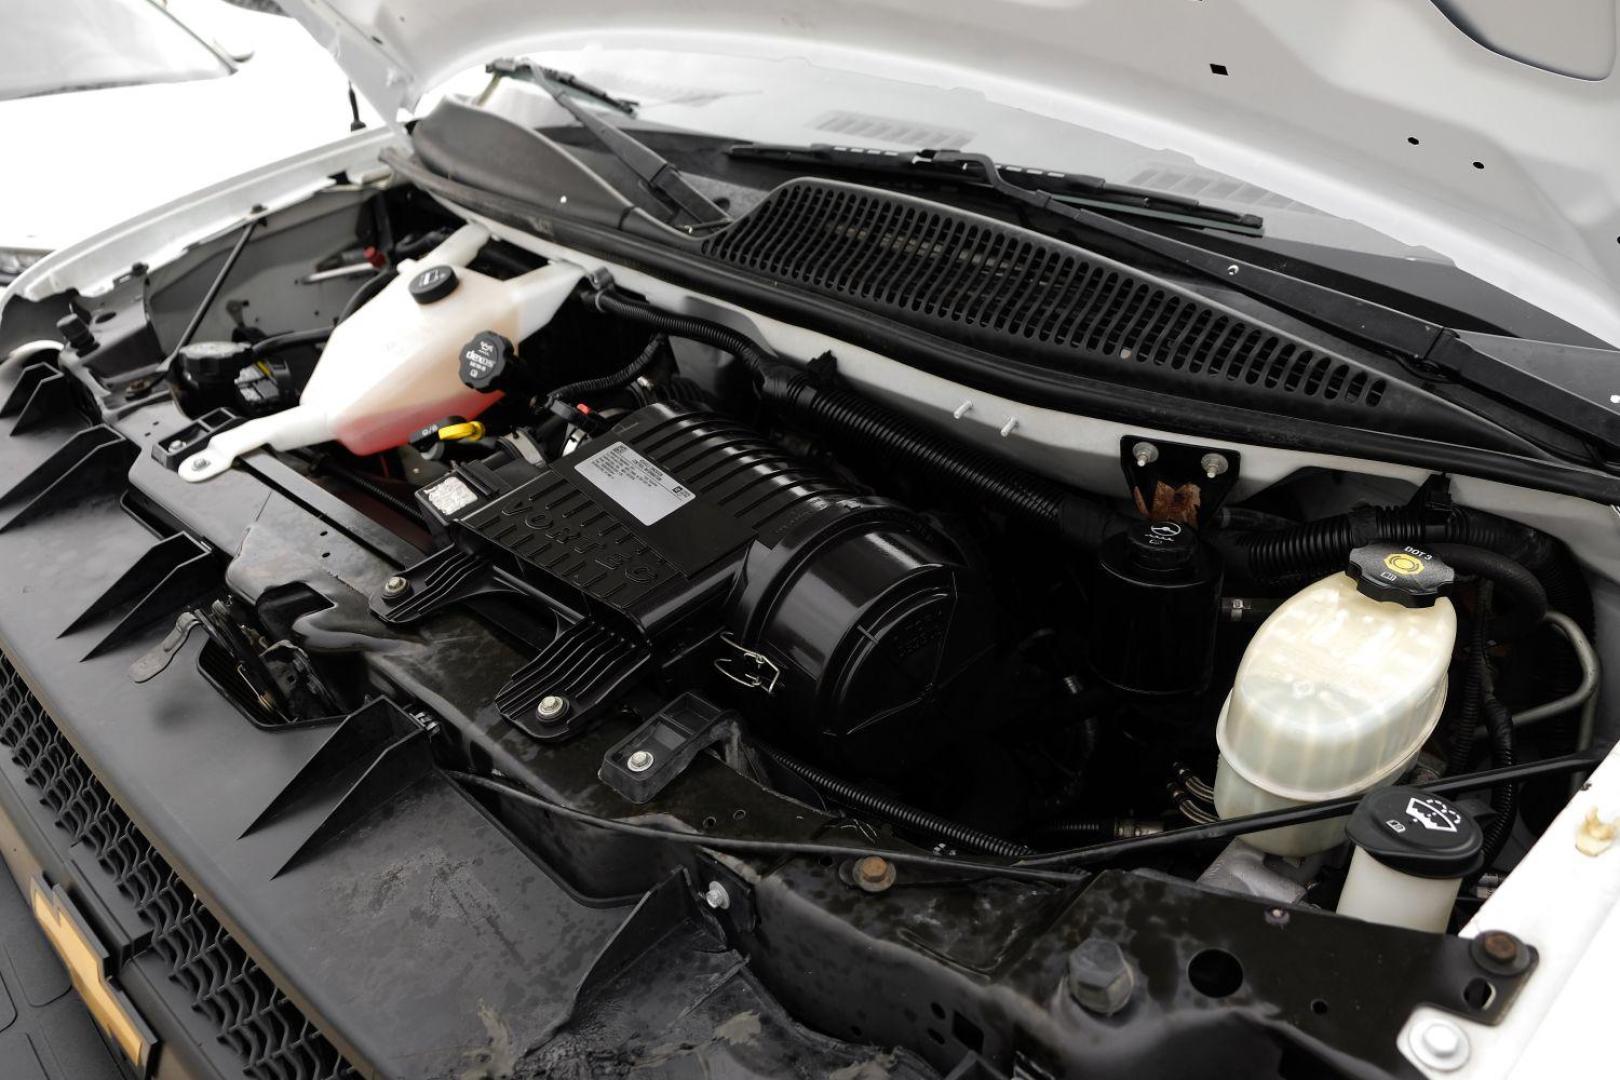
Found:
[277,0,1620,345]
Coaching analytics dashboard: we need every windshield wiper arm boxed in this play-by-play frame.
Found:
[486,58,638,116]
[487,59,729,228]
[728,142,1264,236]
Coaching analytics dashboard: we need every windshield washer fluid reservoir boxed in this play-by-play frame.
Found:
[1213,545,1457,856]
[182,224,583,481]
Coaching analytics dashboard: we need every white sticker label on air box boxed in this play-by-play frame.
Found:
[575,442,695,525]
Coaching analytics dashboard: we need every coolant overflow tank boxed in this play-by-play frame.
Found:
[182,224,584,481]
[1213,544,1457,856]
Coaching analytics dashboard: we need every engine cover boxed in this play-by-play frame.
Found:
[401,403,993,759]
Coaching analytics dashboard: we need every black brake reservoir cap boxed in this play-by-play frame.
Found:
[458,331,514,393]
[1087,520,1223,697]
[1346,786,1483,878]
[408,264,459,304]
[1346,543,1455,608]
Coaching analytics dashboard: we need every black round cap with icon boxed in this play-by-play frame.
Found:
[408,265,459,304]
[1346,543,1455,608]
[458,330,515,393]
[1347,786,1483,878]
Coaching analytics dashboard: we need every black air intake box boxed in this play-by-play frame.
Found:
[393,403,993,756]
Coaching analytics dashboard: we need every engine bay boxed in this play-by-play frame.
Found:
[2,174,1615,1078]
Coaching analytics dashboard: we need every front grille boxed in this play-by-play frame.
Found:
[0,653,358,1080]
[702,180,1394,419]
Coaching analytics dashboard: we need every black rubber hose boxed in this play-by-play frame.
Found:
[337,268,397,323]
[548,334,666,407]
[251,327,332,357]
[756,743,1034,858]
[760,368,1128,549]
[591,287,1128,548]
[1447,582,1492,776]
[1428,543,1548,641]
[591,290,772,378]
[1480,694,1519,868]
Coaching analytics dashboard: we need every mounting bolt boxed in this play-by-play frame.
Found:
[852,855,897,893]
[1200,452,1229,480]
[1410,1018,1470,1072]
[382,575,411,600]
[1066,937,1135,1016]
[1226,263,1240,276]
[703,881,730,910]
[626,748,655,772]
[535,694,570,723]
[167,438,188,452]
[1131,441,1159,468]
[1478,930,1520,965]
[188,456,211,472]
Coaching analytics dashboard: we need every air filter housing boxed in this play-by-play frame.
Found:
[428,403,994,758]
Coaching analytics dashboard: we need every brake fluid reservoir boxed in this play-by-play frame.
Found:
[1213,544,1457,856]
[182,224,584,481]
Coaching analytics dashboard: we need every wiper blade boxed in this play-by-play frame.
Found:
[728,142,1264,236]
[487,59,729,229]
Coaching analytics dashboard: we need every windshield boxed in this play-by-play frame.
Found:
[2,0,229,101]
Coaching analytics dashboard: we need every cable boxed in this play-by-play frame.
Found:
[755,742,1032,857]
[1480,694,1518,868]
[449,772,1088,885]
[1014,750,1602,869]
[591,289,772,379]
[759,368,1128,549]
[1447,581,1491,776]
[547,334,666,408]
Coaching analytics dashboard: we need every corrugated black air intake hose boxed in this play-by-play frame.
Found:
[756,742,1034,858]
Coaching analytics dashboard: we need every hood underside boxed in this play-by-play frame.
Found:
[281,1,1620,345]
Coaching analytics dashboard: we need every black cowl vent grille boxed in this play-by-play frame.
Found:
[702,180,1389,415]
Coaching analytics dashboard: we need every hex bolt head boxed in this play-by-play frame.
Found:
[1066,936,1135,1016]
[1131,441,1160,468]
[382,575,411,600]
[625,748,655,773]
[1410,1018,1470,1072]
[1200,452,1230,479]
[852,856,897,893]
[188,456,211,472]
[535,694,570,723]
[703,881,730,910]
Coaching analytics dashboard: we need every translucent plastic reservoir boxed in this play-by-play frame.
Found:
[1213,572,1457,856]
[183,224,583,480]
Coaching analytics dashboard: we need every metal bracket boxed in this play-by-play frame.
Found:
[1119,435,1240,528]
[598,693,741,804]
